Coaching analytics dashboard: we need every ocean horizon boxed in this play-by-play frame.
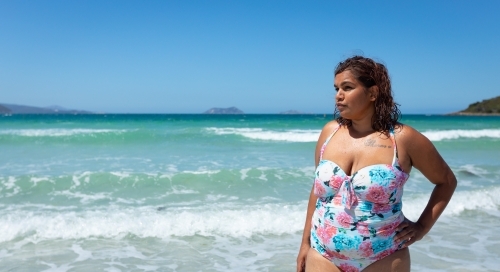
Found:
[0,101,482,115]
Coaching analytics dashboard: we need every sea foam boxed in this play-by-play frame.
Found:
[422,129,500,141]
[206,127,320,142]
[402,186,500,221]
[0,203,306,242]
[0,128,129,137]
[2,186,499,243]
[206,127,500,142]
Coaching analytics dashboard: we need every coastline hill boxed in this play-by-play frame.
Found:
[0,105,11,114]
[0,103,92,114]
[452,96,500,115]
[204,107,244,114]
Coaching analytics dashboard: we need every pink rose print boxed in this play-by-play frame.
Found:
[388,182,398,191]
[359,240,374,258]
[339,263,360,272]
[335,211,352,228]
[325,249,350,261]
[378,221,400,237]
[356,221,370,236]
[333,195,342,206]
[329,175,344,190]
[314,178,326,196]
[366,185,389,203]
[372,204,392,214]
[388,179,399,191]
[316,206,325,217]
[374,248,395,260]
[317,222,337,245]
[395,170,409,187]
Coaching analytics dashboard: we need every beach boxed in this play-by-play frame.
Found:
[1,114,499,271]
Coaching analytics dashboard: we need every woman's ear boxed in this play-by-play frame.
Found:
[368,86,379,101]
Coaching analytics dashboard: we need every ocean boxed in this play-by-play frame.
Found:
[1,114,499,272]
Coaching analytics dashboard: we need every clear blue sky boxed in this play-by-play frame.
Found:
[1,0,499,114]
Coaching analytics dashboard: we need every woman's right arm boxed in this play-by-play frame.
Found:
[296,121,338,272]
[296,185,319,272]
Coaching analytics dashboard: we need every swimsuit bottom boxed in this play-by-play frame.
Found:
[310,209,406,272]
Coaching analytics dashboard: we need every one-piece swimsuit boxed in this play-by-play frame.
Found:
[310,125,410,272]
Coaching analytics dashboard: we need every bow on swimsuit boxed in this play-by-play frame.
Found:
[310,125,410,272]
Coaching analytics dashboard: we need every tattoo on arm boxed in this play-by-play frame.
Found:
[365,139,392,148]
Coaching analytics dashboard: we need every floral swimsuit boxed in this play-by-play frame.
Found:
[310,126,409,271]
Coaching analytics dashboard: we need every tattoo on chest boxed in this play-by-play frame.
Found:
[364,138,392,148]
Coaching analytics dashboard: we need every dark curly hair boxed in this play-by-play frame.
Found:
[333,56,401,132]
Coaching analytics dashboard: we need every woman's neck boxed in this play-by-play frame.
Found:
[347,116,375,137]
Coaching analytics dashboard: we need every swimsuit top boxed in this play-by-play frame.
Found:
[314,125,409,210]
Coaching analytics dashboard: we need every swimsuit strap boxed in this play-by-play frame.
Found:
[389,127,401,167]
[319,124,341,160]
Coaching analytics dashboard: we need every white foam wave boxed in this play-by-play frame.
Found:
[110,171,131,179]
[71,244,93,262]
[183,170,220,175]
[3,176,17,190]
[240,168,250,180]
[30,177,53,186]
[422,129,500,141]
[205,127,320,142]
[50,190,112,204]
[0,203,306,242]
[3,183,499,243]
[456,164,488,177]
[70,172,92,188]
[206,128,500,142]
[0,128,129,137]
[403,186,500,221]
[1,177,21,197]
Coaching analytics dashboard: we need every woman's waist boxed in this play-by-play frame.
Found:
[317,198,403,214]
[314,201,404,228]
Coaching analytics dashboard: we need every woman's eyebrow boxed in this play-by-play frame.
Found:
[338,80,354,86]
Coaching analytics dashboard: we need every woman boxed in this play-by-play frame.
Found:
[296,56,456,272]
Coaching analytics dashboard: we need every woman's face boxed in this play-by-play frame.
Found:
[334,70,376,120]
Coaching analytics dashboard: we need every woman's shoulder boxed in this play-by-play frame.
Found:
[316,120,340,143]
[394,123,432,149]
[320,120,341,135]
[323,120,341,130]
[394,123,418,139]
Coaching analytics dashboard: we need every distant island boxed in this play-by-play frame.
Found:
[279,110,304,114]
[449,96,500,115]
[204,107,244,114]
[0,103,92,114]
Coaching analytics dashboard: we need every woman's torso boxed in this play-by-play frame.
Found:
[310,124,410,261]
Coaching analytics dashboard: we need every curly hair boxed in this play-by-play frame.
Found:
[333,56,401,132]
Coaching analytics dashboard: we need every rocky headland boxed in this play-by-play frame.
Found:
[449,96,500,116]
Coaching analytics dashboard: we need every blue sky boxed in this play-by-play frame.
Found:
[1,0,499,114]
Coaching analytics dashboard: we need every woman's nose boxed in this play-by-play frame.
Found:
[335,90,343,101]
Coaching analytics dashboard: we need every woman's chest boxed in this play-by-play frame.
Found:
[314,160,408,203]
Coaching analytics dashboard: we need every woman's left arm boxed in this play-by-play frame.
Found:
[394,126,457,247]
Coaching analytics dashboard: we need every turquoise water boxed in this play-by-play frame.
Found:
[1,114,500,271]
